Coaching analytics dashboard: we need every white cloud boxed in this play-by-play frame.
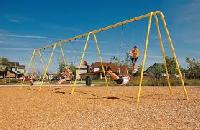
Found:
[9,19,20,23]
[0,47,33,51]
[0,34,48,39]
[147,55,162,59]
[5,14,33,24]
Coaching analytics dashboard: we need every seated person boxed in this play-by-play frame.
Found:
[58,67,72,84]
[106,66,130,85]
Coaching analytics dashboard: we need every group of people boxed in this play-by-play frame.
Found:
[28,46,140,86]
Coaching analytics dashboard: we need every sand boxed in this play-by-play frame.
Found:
[0,86,200,130]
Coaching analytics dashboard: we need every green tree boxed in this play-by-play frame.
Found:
[110,52,132,66]
[0,57,9,66]
[145,63,165,78]
[58,60,65,73]
[145,56,184,78]
[110,56,121,65]
[165,56,176,75]
[122,52,131,66]
[69,63,76,74]
[185,57,200,79]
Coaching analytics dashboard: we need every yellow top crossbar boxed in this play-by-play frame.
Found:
[36,11,161,51]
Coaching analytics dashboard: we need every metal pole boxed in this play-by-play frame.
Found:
[154,15,172,95]
[71,32,91,94]
[158,12,188,100]
[38,50,47,72]
[137,12,153,103]
[93,33,108,87]
[39,44,57,90]
[59,42,67,67]
[22,49,36,85]
[37,11,161,51]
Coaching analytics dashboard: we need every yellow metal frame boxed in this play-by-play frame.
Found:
[37,50,47,71]
[154,15,172,95]
[159,12,188,100]
[137,12,188,103]
[22,49,36,86]
[137,12,153,103]
[59,41,67,67]
[71,32,108,94]
[22,49,48,86]
[39,43,57,90]
[27,11,188,102]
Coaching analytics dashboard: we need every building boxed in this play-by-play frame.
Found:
[0,61,25,79]
[91,62,128,74]
[75,65,88,80]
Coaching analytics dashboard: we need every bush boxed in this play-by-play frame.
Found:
[127,76,185,86]
[0,79,6,85]
[185,79,200,86]
[8,78,18,84]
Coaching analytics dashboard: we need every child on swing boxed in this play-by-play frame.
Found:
[130,45,139,74]
[106,66,130,85]
[58,67,72,84]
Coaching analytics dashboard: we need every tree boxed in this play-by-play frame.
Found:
[145,63,165,78]
[165,56,176,75]
[110,52,132,66]
[69,63,76,74]
[110,56,121,65]
[0,57,9,66]
[145,56,185,78]
[185,57,200,79]
[122,52,131,66]
[58,60,65,73]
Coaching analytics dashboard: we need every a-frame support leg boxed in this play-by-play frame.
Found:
[71,32,108,94]
[22,49,36,86]
[39,44,57,90]
[158,12,188,100]
[93,34,108,88]
[71,32,91,94]
[137,12,153,103]
[154,14,172,95]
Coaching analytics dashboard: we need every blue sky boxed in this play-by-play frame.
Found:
[0,0,200,72]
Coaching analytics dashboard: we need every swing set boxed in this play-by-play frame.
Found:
[24,11,189,102]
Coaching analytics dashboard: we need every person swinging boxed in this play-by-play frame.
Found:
[106,66,130,85]
[129,45,139,74]
[58,67,73,84]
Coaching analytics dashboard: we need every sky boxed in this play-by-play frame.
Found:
[0,0,200,73]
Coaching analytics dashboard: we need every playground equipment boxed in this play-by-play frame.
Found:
[25,11,188,102]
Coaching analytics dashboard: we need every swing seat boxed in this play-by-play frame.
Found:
[132,68,138,74]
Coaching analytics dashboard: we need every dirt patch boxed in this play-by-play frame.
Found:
[0,86,200,129]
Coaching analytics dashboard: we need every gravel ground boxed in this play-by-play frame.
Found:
[0,86,200,130]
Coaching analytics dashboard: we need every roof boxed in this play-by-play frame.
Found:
[91,62,127,68]
[0,61,25,69]
[91,62,128,74]
[91,62,115,68]
[18,65,25,69]
[8,62,19,66]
